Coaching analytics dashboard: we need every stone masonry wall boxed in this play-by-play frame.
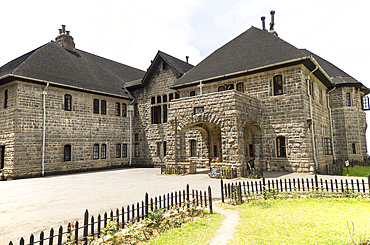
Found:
[11,81,134,178]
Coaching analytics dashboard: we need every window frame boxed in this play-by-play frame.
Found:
[122,144,128,158]
[93,99,99,114]
[4,89,8,108]
[93,144,99,159]
[163,104,168,123]
[116,144,121,158]
[273,75,283,96]
[115,102,121,116]
[190,91,196,96]
[218,86,225,92]
[190,140,197,157]
[64,144,71,161]
[236,82,244,93]
[134,143,139,157]
[64,94,72,111]
[347,93,351,106]
[101,144,107,159]
[122,103,127,117]
[100,100,106,115]
[352,143,356,154]
[276,136,286,157]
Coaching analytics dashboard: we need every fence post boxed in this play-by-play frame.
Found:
[238,182,242,205]
[186,184,190,201]
[208,186,213,214]
[314,174,318,190]
[368,174,370,193]
[262,177,266,187]
[83,209,89,243]
[145,193,149,217]
[221,179,224,203]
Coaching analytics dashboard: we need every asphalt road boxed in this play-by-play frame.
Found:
[0,168,365,245]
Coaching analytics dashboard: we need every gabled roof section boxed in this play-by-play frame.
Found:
[171,27,334,89]
[126,50,193,89]
[0,42,145,99]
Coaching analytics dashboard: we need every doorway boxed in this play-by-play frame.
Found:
[0,146,5,169]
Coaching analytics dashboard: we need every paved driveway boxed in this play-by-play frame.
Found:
[0,168,365,245]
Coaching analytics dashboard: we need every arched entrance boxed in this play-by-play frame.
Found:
[243,122,262,168]
[179,122,222,166]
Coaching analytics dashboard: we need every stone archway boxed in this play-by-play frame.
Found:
[242,122,263,168]
[179,122,222,167]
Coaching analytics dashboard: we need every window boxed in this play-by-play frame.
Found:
[157,142,162,157]
[175,93,180,99]
[4,89,8,108]
[0,146,5,169]
[116,144,121,158]
[347,93,351,106]
[157,96,161,104]
[151,97,155,105]
[190,91,196,96]
[134,103,139,117]
[163,104,167,123]
[190,140,197,157]
[218,86,225,92]
[169,93,174,102]
[64,94,72,111]
[163,95,167,103]
[273,75,283,96]
[115,102,121,116]
[324,138,332,155]
[93,99,99,114]
[64,145,71,161]
[101,144,107,159]
[151,106,161,124]
[93,144,99,159]
[101,100,106,115]
[122,103,127,117]
[362,96,370,110]
[319,89,323,105]
[214,145,218,157]
[352,143,356,154]
[134,134,139,142]
[163,141,167,157]
[249,144,254,158]
[122,144,127,158]
[276,136,286,157]
[236,82,244,92]
[134,143,139,157]
[226,84,234,90]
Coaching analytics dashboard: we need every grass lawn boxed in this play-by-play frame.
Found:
[343,165,370,177]
[147,212,224,245]
[227,198,370,244]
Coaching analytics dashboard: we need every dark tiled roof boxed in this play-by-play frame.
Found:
[299,49,361,86]
[0,42,145,98]
[173,27,308,87]
[127,50,193,89]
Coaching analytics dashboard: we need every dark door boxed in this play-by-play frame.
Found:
[0,146,5,169]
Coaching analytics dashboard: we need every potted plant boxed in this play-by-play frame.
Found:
[216,158,220,163]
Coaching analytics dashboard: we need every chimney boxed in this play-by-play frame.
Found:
[261,16,267,31]
[186,56,189,63]
[55,25,76,51]
[269,11,278,36]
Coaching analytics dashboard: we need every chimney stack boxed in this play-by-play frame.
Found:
[261,16,267,31]
[55,25,76,51]
[269,11,278,36]
[186,56,189,63]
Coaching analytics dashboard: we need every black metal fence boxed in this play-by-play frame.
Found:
[10,184,213,245]
[160,165,187,175]
[326,158,370,176]
[221,175,370,203]
[219,167,263,179]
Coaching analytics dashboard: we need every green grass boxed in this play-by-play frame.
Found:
[147,212,224,245]
[228,198,370,244]
[343,165,370,177]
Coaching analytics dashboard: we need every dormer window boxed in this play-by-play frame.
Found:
[273,75,283,95]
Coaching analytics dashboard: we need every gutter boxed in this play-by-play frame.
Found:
[307,66,319,172]
[1,74,133,100]
[172,56,334,89]
[327,87,336,161]
[42,82,49,176]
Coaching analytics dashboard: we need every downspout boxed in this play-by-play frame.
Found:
[128,100,135,167]
[327,87,336,161]
[307,66,319,172]
[42,83,49,176]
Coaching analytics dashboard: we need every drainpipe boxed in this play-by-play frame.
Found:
[42,83,49,176]
[128,100,134,167]
[327,87,336,161]
[307,66,319,172]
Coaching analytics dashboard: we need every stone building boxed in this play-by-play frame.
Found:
[0,22,368,179]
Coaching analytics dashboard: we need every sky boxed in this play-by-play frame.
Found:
[1,0,370,152]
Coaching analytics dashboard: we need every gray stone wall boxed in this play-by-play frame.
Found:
[8,81,134,178]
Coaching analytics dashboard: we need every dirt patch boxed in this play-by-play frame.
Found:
[209,203,240,245]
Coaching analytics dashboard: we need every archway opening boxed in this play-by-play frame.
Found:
[243,122,262,168]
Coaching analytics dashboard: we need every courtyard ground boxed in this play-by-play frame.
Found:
[0,168,365,245]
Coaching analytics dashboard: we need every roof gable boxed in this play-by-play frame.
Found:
[0,42,145,98]
[126,51,193,88]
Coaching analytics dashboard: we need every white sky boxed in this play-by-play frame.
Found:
[1,0,370,153]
